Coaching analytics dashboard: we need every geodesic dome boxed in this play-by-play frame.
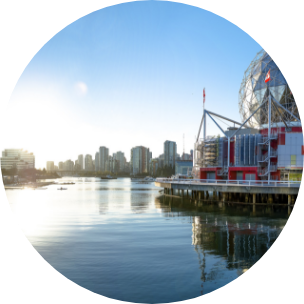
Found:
[239,50,299,128]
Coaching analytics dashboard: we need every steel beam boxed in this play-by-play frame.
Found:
[206,111,228,138]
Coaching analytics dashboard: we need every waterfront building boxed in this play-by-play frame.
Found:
[0,149,35,170]
[99,146,109,172]
[78,154,84,170]
[95,152,100,171]
[164,140,177,168]
[46,161,54,172]
[85,154,94,171]
[194,50,303,182]
[175,160,193,175]
[131,146,151,175]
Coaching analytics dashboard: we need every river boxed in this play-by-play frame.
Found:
[6,177,289,303]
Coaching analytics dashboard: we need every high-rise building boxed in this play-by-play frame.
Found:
[78,154,84,170]
[113,151,126,172]
[130,146,151,175]
[99,147,109,172]
[164,140,177,168]
[46,161,54,172]
[63,160,74,171]
[95,152,100,171]
[0,149,35,170]
[85,154,94,171]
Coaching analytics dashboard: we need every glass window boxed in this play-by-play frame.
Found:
[291,155,296,165]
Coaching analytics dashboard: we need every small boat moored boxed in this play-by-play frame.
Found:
[101,175,117,180]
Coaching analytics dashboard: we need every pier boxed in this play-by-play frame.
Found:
[155,178,300,205]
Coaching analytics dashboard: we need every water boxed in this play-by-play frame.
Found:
[6,177,289,303]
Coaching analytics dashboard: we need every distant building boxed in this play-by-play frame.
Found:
[182,152,193,161]
[85,154,94,171]
[46,161,54,172]
[99,147,109,172]
[164,140,177,168]
[58,162,64,171]
[158,154,164,168]
[175,160,193,175]
[95,152,100,171]
[149,158,159,176]
[78,155,84,170]
[131,146,151,175]
[0,149,35,170]
[63,160,74,171]
[113,151,125,172]
[124,161,131,174]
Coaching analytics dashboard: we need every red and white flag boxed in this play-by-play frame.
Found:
[203,88,206,103]
[265,70,271,83]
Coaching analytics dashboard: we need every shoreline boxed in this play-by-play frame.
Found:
[4,181,55,190]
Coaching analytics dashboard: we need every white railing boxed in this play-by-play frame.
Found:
[155,178,300,187]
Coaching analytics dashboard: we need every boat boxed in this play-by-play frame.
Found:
[57,187,67,190]
[101,175,117,180]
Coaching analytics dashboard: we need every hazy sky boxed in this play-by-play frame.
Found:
[4,1,261,169]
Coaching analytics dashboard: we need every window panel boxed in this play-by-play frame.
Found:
[291,155,296,165]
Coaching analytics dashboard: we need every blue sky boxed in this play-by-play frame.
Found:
[6,1,261,168]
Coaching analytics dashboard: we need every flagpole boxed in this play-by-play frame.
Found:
[203,88,206,140]
[267,70,271,184]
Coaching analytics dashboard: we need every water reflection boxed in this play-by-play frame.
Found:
[130,191,150,214]
[155,195,286,294]
[7,178,289,302]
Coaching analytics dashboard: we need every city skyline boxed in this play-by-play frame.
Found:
[1,1,261,169]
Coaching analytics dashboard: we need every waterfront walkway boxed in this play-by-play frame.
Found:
[155,178,301,204]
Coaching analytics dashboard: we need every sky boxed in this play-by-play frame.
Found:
[4,1,261,169]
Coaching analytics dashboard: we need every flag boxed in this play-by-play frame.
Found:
[203,88,205,103]
[265,70,271,83]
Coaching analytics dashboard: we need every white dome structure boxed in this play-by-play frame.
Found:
[238,50,299,128]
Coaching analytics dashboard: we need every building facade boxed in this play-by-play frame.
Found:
[164,140,177,168]
[131,146,150,175]
[78,154,84,170]
[99,146,109,172]
[63,160,74,171]
[95,152,100,171]
[149,158,159,176]
[115,151,126,172]
[175,160,193,175]
[0,149,35,170]
[46,161,54,172]
[85,154,94,171]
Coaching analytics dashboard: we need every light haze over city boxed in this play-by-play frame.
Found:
[3,1,261,169]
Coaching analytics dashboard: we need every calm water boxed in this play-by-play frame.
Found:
[7,177,289,303]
